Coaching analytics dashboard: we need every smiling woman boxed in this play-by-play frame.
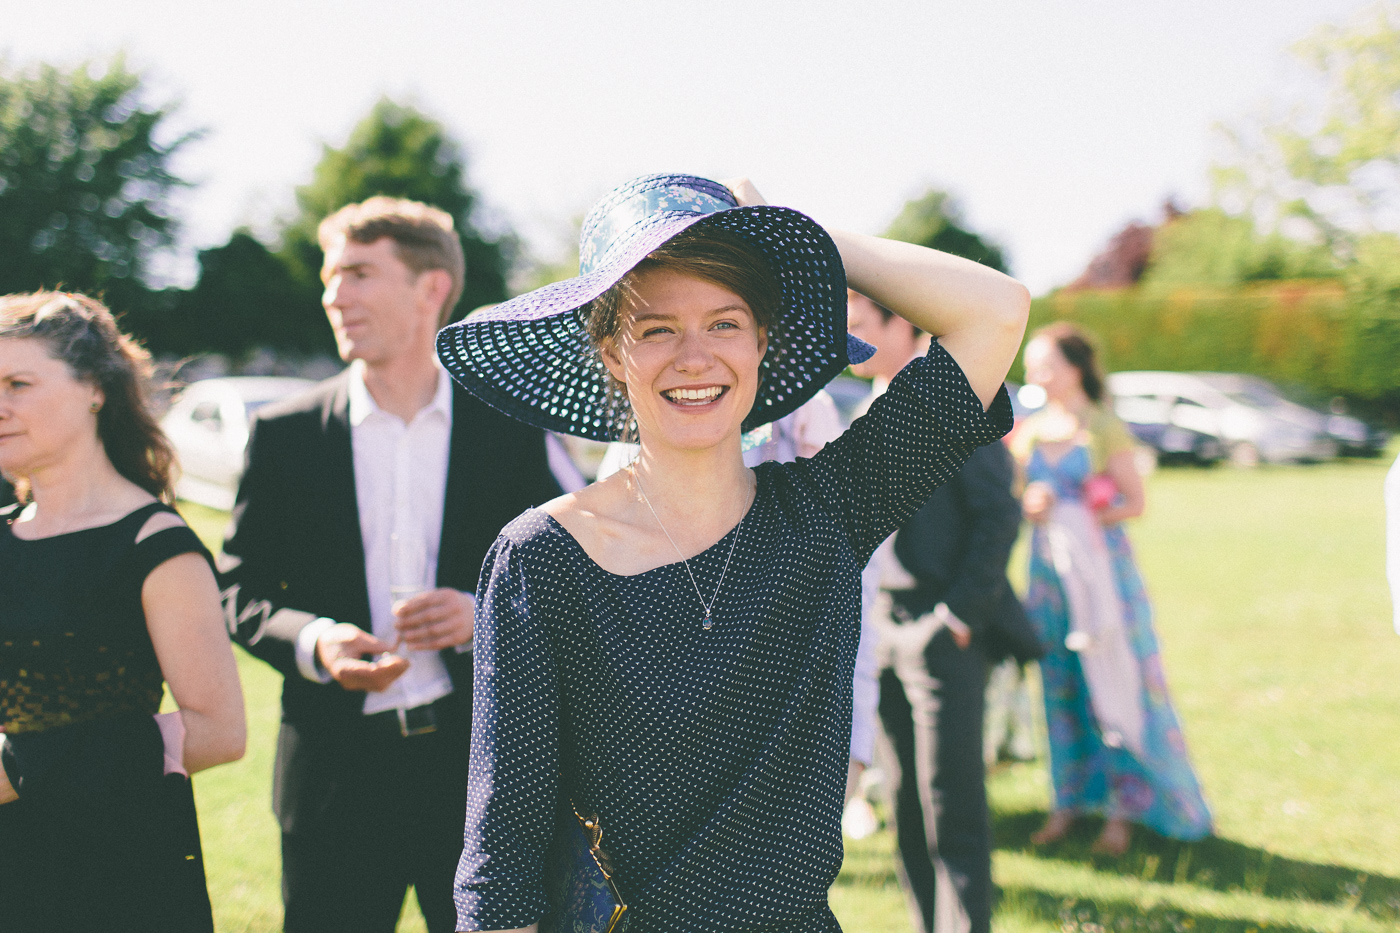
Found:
[436,173,1029,933]
[584,226,777,447]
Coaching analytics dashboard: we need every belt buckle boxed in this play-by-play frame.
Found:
[396,705,438,737]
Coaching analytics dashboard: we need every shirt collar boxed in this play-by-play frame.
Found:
[347,359,453,428]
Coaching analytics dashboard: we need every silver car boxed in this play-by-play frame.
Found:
[162,376,313,509]
[1106,371,1337,466]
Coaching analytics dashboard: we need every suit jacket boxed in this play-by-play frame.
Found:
[219,370,564,731]
[888,440,1042,664]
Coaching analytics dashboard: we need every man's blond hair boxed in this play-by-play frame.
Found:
[319,197,466,326]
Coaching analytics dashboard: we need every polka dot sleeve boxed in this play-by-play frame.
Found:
[802,341,1013,566]
[455,533,560,930]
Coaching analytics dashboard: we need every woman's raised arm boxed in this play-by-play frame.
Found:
[828,229,1029,408]
[722,178,1029,408]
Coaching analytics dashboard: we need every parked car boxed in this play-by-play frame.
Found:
[1321,404,1390,457]
[1265,386,1390,458]
[162,376,313,509]
[1106,371,1338,466]
[1009,381,1219,467]
[1114,398,1226,465]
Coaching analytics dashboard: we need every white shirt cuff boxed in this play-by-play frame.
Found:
[454,591,477,654]
[295,617,338,683]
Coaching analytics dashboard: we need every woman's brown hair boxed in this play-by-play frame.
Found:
[1033,321,1107,403]
[0,291,176,502]
[581,223,780,440]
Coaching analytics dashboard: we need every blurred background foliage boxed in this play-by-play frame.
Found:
[1026,5,1400,420]
[0,56,192,334]
[275,97,515,330]
[1138,209,1341,290]
[0,67,509,359]
[1,4,1398,419]
[1015,284,1399,416]
[882,188,1009,273]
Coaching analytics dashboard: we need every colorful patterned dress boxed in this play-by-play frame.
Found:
[1018,411,1212,840]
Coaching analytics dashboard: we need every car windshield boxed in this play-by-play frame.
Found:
[1198,376,1285,410]
[1222,387,1281,408]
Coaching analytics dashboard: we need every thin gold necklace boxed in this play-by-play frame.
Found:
[632,467,749,631]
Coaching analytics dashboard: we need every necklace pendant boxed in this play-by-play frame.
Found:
[702,612,713,632]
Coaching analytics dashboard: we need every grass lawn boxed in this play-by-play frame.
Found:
[178,445,1400,932]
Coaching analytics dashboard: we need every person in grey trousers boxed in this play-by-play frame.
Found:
[849,290,1034,933]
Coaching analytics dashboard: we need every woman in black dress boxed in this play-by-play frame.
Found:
[0,292,246,932]
[438,175,1029,933]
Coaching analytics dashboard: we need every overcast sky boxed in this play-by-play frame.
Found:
[0,0,1379,294]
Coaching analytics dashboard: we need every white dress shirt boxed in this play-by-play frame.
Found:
[295,361,463,715]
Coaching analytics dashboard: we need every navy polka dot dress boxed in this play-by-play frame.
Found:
[455,344,1012,932]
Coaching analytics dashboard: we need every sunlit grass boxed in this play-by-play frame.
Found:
[176,446,1400,931]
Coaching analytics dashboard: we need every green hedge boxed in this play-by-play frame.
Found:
[1017,282,1400,413]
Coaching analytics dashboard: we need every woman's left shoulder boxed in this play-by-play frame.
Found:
[133,504,190,543]
[1087,402,1125,428]
[497,506,570,552]
[127,503,214,582]
[1087,404,1135,445]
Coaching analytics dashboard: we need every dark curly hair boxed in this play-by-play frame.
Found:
[0,291,175,503]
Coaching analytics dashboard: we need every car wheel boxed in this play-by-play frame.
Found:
[1229,441,1261,468]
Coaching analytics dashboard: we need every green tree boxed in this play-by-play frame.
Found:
[1140,208,1339,290]
[1216,4,1400,252]
[882,188,1009,273]
[1340,231,1400,401]
[165,232,329,356]
[0,56,193,301]
[278,98,513,321]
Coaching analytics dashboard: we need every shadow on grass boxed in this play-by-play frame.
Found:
[1000,886,1334,933]
[994,809,1400,921]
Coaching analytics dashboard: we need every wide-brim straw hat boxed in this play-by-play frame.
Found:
[436,173,874,443]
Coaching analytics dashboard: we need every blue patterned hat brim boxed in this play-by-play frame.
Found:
[437,175,874,443]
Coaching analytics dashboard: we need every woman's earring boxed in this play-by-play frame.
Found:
[90,402,102,414]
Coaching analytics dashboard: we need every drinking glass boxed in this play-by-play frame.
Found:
[389,532,430,603]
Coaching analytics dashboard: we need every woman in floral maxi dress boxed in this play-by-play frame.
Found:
[1011,323,1211,855]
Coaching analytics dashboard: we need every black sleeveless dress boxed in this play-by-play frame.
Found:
[0,501,217,933]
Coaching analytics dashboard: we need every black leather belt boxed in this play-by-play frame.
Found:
[365,696,453,738]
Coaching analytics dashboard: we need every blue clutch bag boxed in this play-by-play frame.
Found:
[540,803,628,933]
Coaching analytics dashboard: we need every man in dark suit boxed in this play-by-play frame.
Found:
[220,198,563,933]
[849,291,1035,933]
